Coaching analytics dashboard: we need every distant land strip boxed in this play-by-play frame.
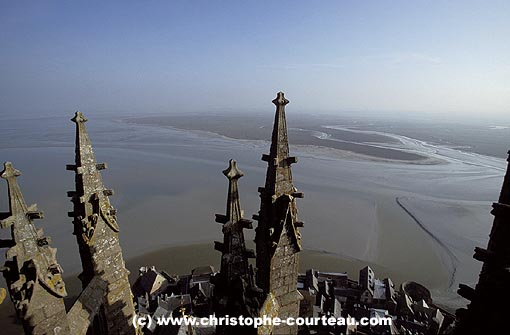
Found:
[124,116,428,162]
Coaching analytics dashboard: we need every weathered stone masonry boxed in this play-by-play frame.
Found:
[254,92,304,335]
[68,112,136,334]
[456,150,510,335]
[213,159,262,335]
[0,162,70,335]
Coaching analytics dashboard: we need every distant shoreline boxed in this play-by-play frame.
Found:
[123,116,434,163]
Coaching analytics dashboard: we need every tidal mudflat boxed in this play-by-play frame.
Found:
[0,112,506,330]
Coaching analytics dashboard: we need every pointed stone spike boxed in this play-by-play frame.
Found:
[27,211,44,220]
[103,189,114,196]
[292,192,304,199]
[295,221,304,228]
[458,284,475,301]
[239,219,253,229]
[215,214,228,224]
[0,216,15,229]
[96,163,107,170]
[491,202,510,217]
[214,241,224,252]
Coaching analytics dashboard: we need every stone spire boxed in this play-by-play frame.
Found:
[264,92,296,197]
[224,159,244,223]
[67,111,136,334]
[0,162,70,334]
[215,159,255,281]
[254,92,304,335]
[213,159,261,335]
[456,150,510,334]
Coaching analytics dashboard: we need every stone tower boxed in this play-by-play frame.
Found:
[213,159,262,335]
[456,150,510,334]
[0,162,70,334]
[67,112,136,334]
[254,92,304,335]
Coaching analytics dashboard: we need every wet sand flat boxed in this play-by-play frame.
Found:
[0,112,506,331]
[125,115,429,162]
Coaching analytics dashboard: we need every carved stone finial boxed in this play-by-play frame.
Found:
[71,111,88,123]
[1,162,21,179]
[272,91,289,107]
[223,159,244,180]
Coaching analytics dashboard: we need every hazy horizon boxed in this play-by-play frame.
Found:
[1,1,509,118]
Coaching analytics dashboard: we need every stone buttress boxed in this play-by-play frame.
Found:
[67,112,136,334]
[213,159,262,335]
[0,162,70,334]
[254,92,304,335]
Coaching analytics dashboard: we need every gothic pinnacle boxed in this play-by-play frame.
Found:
[0,162,69,334]
[68,111,136,334]
[254,92,304,335]
[214,159,259,335]
[1,162,42,226]
[68,110,119,246]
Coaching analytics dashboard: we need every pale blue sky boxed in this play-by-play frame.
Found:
[1,0,509,117]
